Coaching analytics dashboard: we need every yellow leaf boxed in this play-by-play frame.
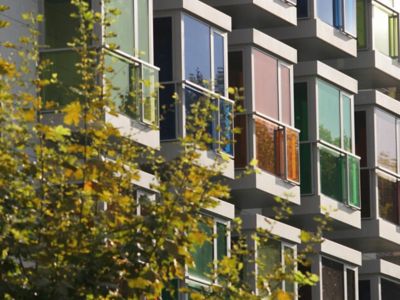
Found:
[127,278,151,289]
[276,290,291,300]
[63,101,81,126]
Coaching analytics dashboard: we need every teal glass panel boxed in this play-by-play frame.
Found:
[300,143,312,194]
[343,94,352,152]
[105,52,140,119]
[294,82,308,141]
[320,147,347,202]
[41,50,80,107]
[184,15,211,87]
[348,156,360,208]
[138,0,150,62]
[318,80,341,147]
[357,0,367,48]
[44,0,79,48]
[161,280,178,300]
[142,64,159,124]
[220,99,233,155]
[258,239,281,288]
[344,0,357,36]
[216,222,227,261]
[376,109,397,172]
[213,32,225,95]
[105,0,135,55]
[189,222,213,281]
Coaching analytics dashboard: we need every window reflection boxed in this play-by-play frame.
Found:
[376,109,397,172]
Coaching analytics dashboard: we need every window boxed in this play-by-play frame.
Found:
[357,0,367,48]
[188,217,230,284]
[318,80,353,152]
[378,173,399,224]
[322,257,356,300]
[105,0,151,61]
[253,49,293,126]
[316,0,357,37]
[297,0,309,18]
[184,15,226,95]
[359,280,371,300]
[319,146,360,207]
[381,278,400,299]
[258,239,297,295]
[372,1,399,58]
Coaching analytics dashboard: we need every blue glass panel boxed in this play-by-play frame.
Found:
[317,0,334,26]
[220,99,233,155]
[334,0,343,28]
[160,84,176,140]
[344,0,357,36]
[184,15,211,87]
[214,32,225,95]
[297,0,309,18]
[154,17,173,82]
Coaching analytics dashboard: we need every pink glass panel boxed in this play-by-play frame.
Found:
[280,64,291,125]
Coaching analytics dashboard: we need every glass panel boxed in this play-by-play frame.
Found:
[142,65,158,124]
[216,223,227,261]
[344,0,357,36]
[255,117,284,176]
[283,246,295,294]
[348,156,360,208]
[381,278,400,299]
[160,84,176,140]
[389,14,399,57]
[334,0,344,28]
[184,15,211,87]
[376,109,397,172]
[44,0,79,48]
[359,280,371,300]
[161,280,178,300]
[360,169,371,218]
[154,17,173,82]
[294,82,308,141]
[105,53,140,119]
[357,0,367,48]
[220,99,233,155]
[298,263,312,299]
[317,0,334,26]
[234,115,247,168]
[258,239,281,279]
[138,0,150,62]
[342,94,352,152]
[355,111,367,167]
[228,51,244,100]
[189,221,213,281]
[297,0,309,18]
[320,147,347,202]
[347,269,356,300]
[322,257,344,300]
[41,50,80,107]
[253,49,278,120]
[300,143,312,194]
[105,0,135,55]
[287,128,300,183]
[214,32,225,95]
[378,174,398,224]
[280,64,292,125]
[318,81,340,147]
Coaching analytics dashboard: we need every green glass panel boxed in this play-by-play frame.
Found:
[105,53,140,119]
[348,156,361,208]
[258,239,281,279]
[300,143,312,194]
[138,0,150,62]
[216,223,227,261]
[320,147,347,203]
[343,94,352,152]
[294,82,308,141]
[41,50,80,107]
[357,0,367,48]
[105,0,135,55]
[44,0,79,48]
[283,246,295,294]
[318,80,340,147]
[142,64,158,124]
[389,15,399,57]
[189,222,213,282]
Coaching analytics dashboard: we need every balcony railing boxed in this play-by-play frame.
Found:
[304,140,361,208]
[40,47,160,126]
[159,80,234,157]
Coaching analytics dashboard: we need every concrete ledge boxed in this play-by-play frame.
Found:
[319,239,362,266]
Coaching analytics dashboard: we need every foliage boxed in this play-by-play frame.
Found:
[0,1,327,299]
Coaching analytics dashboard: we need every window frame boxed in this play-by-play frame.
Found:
[320,256,358,300]
[182,13,228,97]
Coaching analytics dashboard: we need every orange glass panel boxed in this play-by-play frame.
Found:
[255,117,284,176]
[234,114,247,168]
[286,128,300,183]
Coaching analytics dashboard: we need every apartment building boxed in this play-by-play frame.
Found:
[3,0,400,299]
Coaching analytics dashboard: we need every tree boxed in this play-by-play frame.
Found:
[0,1,323,299]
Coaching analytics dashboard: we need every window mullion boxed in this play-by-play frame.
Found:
[210,29,215,92]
